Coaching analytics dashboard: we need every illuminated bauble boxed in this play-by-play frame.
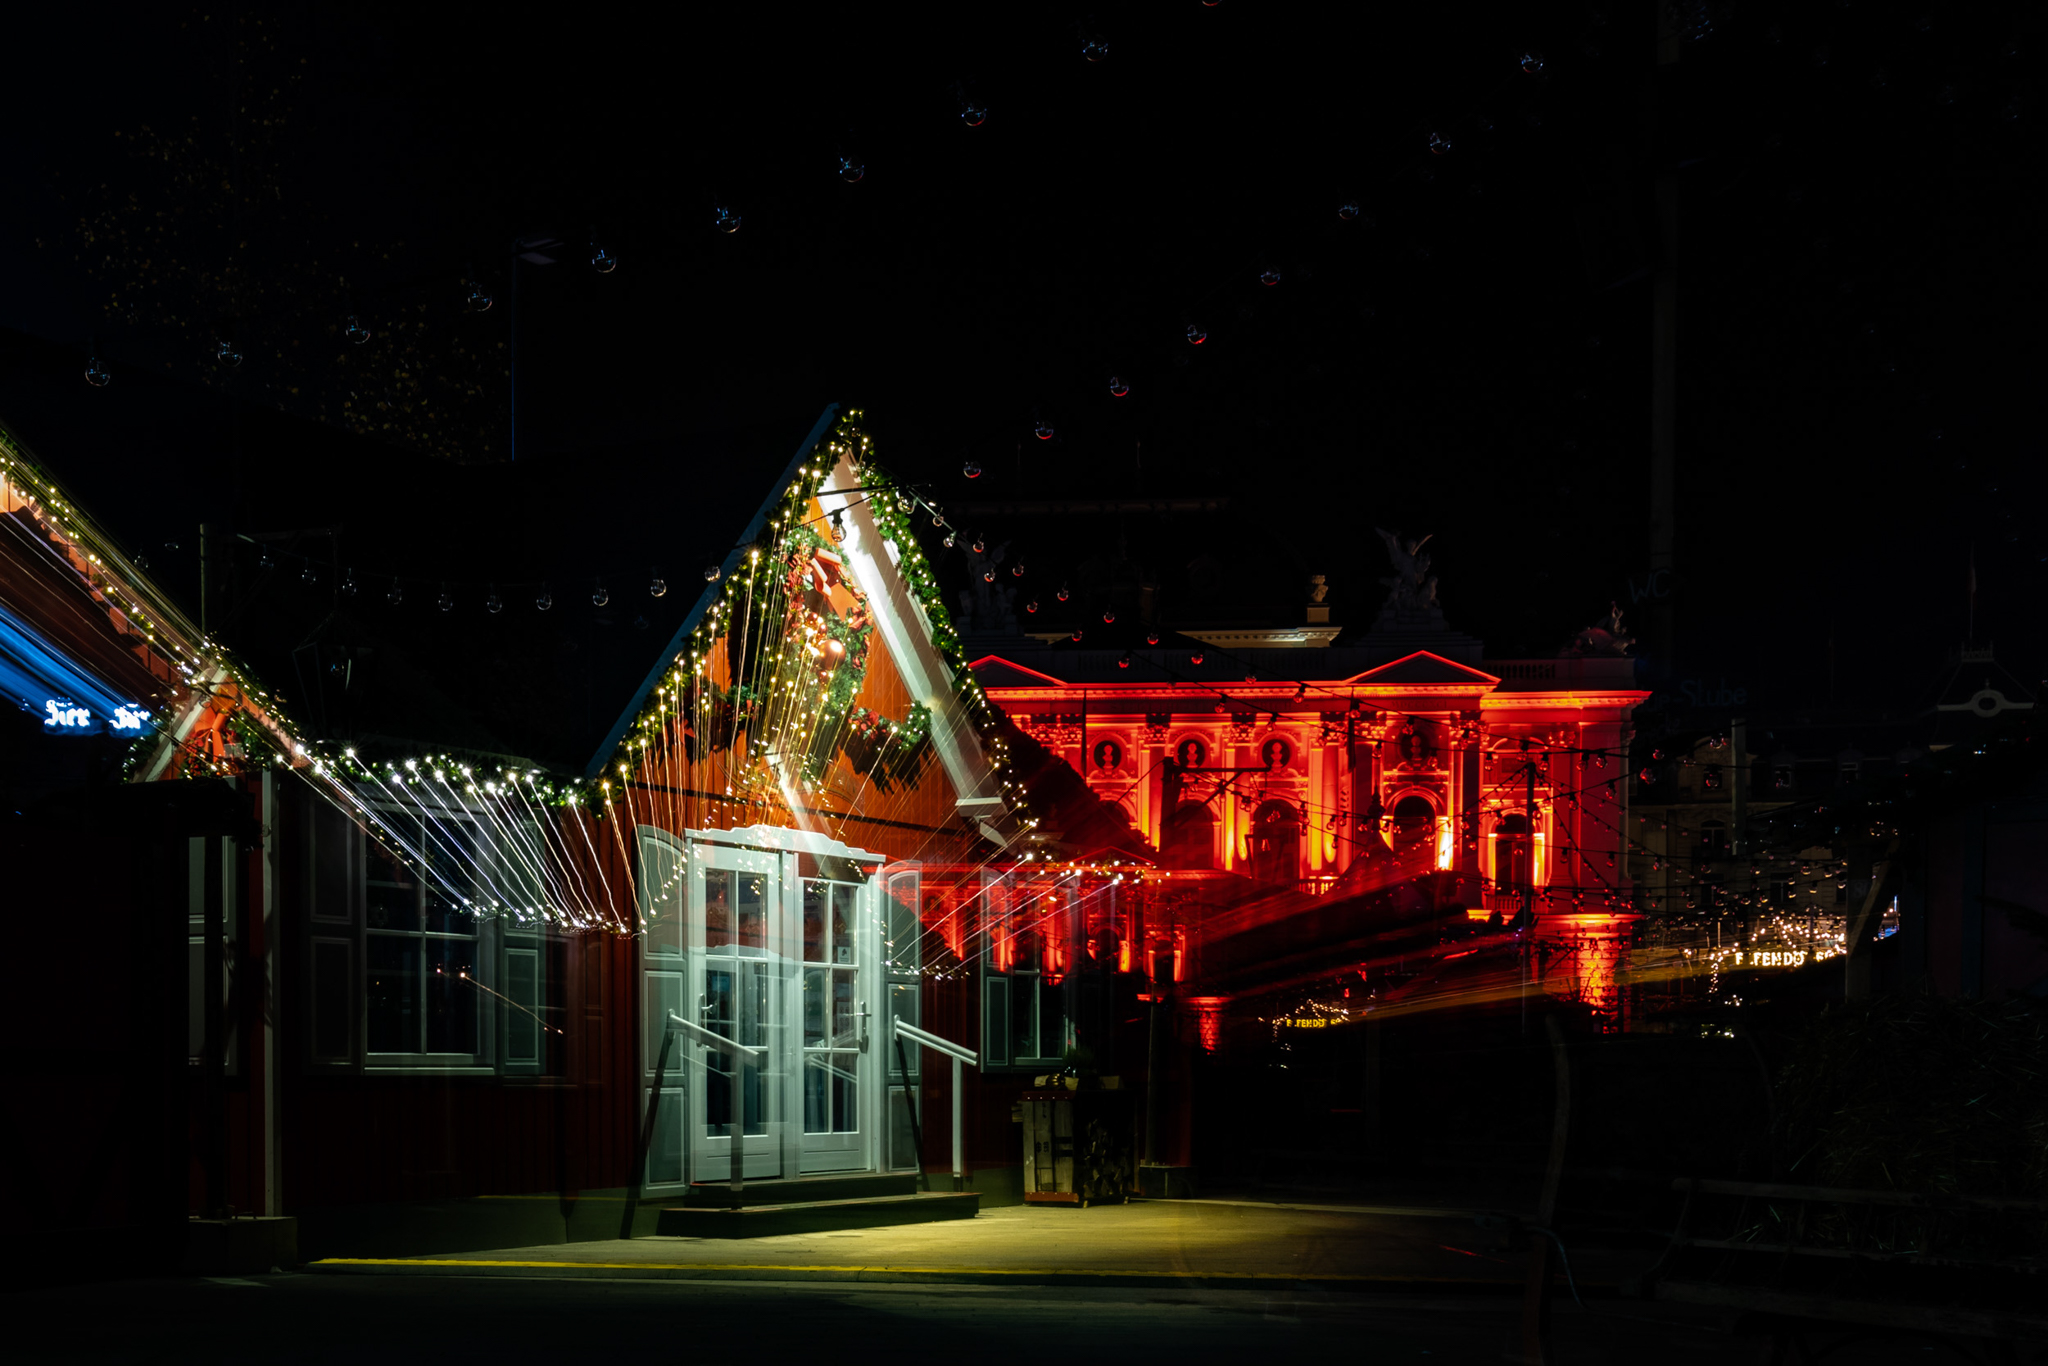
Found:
[438,586,456,613]
[1034,420,1054,440]
[1025,600,1039,614]
[1521,50,1544,75]
[1190,652,1204,665]
[1056,586,1070,602]
[486,589,504,615]
[959,103,987,127]
[1427,131,1452,155]
[1101,610,1116,624]
[536,587,554,611]
[649,574,668,598]
[345,314,371,345]
[388,581,404,606]
[84,356,110,387]
[1338,201,1360,220]
[1082,37,1109,62]
[963,461,982,478]
[467,282,493,312]
[715,205,742,233]
[1109,376,1129,397]
[839,157,865,184]
[703,565,721,582]
[1259,268,1282,286]
[1186,324,1207,345]
[216,340,243,367]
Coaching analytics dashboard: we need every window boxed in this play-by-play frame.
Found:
[982,874,1072,1070]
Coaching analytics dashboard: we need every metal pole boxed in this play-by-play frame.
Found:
[507,253,519,463]
[202,834,226,1219]
[1522,748,1536,1034]
[951,1055,964,1190]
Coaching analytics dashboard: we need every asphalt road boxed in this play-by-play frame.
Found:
[9,1272,2005,1364]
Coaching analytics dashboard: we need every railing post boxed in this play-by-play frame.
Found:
[952,1054,964,1190]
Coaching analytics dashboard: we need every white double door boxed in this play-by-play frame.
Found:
[683,831,882,1181]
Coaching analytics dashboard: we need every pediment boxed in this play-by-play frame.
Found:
[969,654,1068,688]
[1340,650,1501,688]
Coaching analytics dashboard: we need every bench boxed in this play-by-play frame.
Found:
[1638,1177,2048,1360]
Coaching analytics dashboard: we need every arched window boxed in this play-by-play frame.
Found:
[1494,812,1531,893]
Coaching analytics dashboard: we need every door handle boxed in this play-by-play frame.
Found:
[854,1004,872,1053]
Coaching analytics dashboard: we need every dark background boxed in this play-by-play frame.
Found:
[0,2,2040,763]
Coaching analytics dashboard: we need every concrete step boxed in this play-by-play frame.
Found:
[680,1172,916,1208]
[657,1191,979,1238]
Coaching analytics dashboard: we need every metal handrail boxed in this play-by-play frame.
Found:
[895,1019,978,1067]
[895,1019,979,1190]
[666,1010,763,1061]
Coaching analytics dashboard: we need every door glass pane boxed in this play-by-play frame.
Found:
[1040,976,1066,1061]
[366,879,416,932]
[506,948,539,1064]
[830,1052,858,1133]
[803,967,826,1045]
[425,937,479,1053]
[367,936,420,1052]
[804,1061,831,1134]
[887,983,920,1082]
[885,870,920,973]
[889,1085,919,1169]
[831,884,857,963]
[704,868,734,950]
[803,881,828,963]
[737,872,768,950]
[831,968,859,1047]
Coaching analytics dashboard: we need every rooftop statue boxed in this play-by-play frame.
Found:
[1563,601,1635,657]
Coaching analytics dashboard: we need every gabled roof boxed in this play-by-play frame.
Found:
[586,405,839,778]
[968,654,1068,688]
[1338,650,1502,689]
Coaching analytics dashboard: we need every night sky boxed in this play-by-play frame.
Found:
[2,3,2040,762]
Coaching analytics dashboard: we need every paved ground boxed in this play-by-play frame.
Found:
[311,1198,1616,1290]
[12,1271,2016,1364]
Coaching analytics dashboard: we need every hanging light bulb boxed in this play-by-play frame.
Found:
[1082,35,1109,62]
[388,580,405,606]
[344,314,371,345]
[649,570,668,597]
[1070,629,1084,642]
[1102,610,1116,624]
[962,460,982,478]
[838,156,865,184]
[1259,267,1282,286]
[1521,50,1545,76]
[714,205,742,233]
[486,586,505,614]
[971,536,985,554]
[1025,600,1040,614]
[1011,562,1025,577]
[301,563,318,586]
[1190,652,1205,665]
[341,569,358,598]
[1034,419,1054,440]
[829,510,846,543]
[1427,131,1452,155]
[703,565,722,583]
[942,532,956,548]
[438,584,456,612]
[536,583,554,611]
[982,568,997,583]
[1186,324,1207,345]
[590,242,617,274]
[592,582,610,608]
[1338,201,1361,220]
[1056,585,1070,602]
[215,339,243,367]
[932,512,946,528]
[1118,652,1132,668]
[259,548,276,570]
[1108,376,1129,397]
[897,492,914,511]
[84,351,111,387]
[959,101,988,127]
[1146,630,1160,645]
